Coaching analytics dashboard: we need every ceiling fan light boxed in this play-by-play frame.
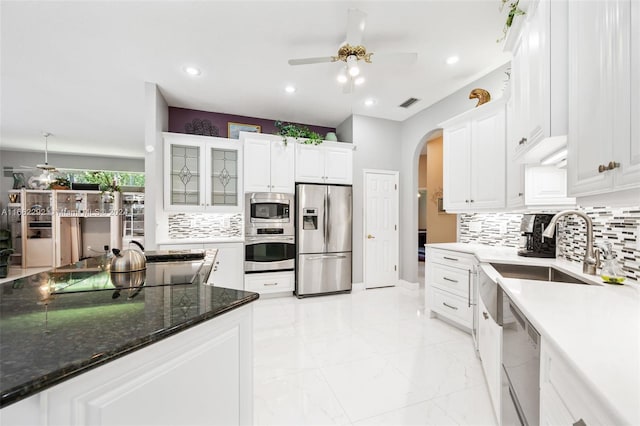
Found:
[348,64,360,77]
[354,76,365,85]
[346,55,360,77]
[337,72,348,84]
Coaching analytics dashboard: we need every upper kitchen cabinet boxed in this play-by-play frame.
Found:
[507,0,569,163]
[295,141,353,185]
[442,100,506,212]
[567,0,640,197]
[241,132,294,193]
[163,133,243,213]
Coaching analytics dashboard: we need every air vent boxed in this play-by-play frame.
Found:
[399,97,420,108]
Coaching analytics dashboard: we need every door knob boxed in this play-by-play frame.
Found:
[367,234,375,239]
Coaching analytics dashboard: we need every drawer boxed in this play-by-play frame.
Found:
[430,287,473,328]
[428,248,476,270]
[431,263,470,298]
[244,271,294,294]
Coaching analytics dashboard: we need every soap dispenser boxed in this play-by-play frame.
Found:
[598,242,625,284]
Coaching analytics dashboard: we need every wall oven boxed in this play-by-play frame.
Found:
[244,235,295,273]
[245,192,294,236]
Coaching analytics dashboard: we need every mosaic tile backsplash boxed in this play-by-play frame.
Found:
[168,213,243,239]
[459,207,640,283]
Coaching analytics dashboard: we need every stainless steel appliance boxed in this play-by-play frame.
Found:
[245,192,294,236]
[518,213,556,258]
[244,192,295,273]
[499,288,541,426]
[295,184,352,297]
[244,235,295,272]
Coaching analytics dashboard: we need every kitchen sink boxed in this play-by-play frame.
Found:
[490,263,597,285]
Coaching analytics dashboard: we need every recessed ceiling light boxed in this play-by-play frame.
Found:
[183,66,201,76]
[446,56,459,65]
[364,98,377,107]
[285,85,296,93]
[354,76,365,86]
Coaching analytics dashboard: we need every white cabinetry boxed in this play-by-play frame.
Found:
[242,133,294,193]
[524,166,575,206]
[244,270,294,295]
[206,242,244,291]
[163,133,243,212]
[567,0,640,197]
[477,294,501,421]
[507,0,568,162]
[426,248,476,330]
[295,142,353,185]
[442,100,506,212]
[540,338,622,425]
[0,305,254,426]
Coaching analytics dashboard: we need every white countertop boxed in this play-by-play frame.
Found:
[427,243,640,424]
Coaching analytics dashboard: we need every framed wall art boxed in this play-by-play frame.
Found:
[228,122,261,139]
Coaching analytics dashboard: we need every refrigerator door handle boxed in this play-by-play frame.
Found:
[306,255,348,260]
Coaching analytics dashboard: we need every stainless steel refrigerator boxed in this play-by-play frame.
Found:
[295,183,352,297]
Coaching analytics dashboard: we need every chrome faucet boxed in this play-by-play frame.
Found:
[542,210,600,275]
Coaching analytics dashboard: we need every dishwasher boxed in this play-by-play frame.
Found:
[499,287,541,426]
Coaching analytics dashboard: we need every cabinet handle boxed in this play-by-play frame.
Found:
[465,199,469,203]
[483,312,489,320]
[518,137,527,145]
[599,161,620,173]
[443,277,459,283]
[470,199,474,203]
[263,282,278,286]
[442,302,458,310]
[573,419,587,426]
[443,256,458,261]
[518,192,523,197]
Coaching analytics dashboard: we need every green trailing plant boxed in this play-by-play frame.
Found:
[497,0,525,43]
[274,121,323,145]
[49,176,71,189]
[82,171,121,193]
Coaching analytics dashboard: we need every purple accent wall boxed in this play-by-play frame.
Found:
[168,107,336,139]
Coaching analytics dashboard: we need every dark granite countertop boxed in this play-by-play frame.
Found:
[0,255,259,408]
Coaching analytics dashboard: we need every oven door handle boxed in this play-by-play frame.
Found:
[245,236,294,243]
[306,255,347,261]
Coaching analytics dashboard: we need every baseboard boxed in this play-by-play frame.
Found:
[352,282,364,291]
[398,279,420,290]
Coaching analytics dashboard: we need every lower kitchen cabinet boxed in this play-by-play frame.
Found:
[425,248,477,331]
[205,242,244,291]
[477,295,501,421]
[244,270,294,295]
[0,304,254,426]
[540,337,622,425]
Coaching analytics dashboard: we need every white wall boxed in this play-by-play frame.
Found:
[398,63,510,283]
[144,82,168,249]
[351,115,402,283]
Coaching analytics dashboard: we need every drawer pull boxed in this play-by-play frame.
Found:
[263,282,278,286]
[518,137,527,145]
[443,256,458,261]
[573,419,587,426]
[483,312,489,320]
[442,302,458,310]
[443,277,458,283]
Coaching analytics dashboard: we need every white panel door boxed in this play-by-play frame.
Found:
[243,137,271,192]
[295,144,325,183]
[269,140,295,193]
[470,105,506,209]
[364,171,399,289]
[442,122,471,211]
[324,146,353,184]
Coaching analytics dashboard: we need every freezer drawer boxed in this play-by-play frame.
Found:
[296,252,352,296]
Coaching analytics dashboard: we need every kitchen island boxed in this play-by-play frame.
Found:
[0,253,258,426]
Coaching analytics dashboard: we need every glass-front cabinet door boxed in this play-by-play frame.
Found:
[164,133,243,212]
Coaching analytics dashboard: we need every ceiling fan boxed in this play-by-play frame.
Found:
[12,132,59,188]
[287,8,418,91]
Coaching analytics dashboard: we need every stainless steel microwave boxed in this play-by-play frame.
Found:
[245,192,294,236]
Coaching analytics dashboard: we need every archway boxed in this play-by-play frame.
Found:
[414,128,457,281]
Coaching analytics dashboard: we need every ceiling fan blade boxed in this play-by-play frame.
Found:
[346,8,367,46]
[370,52,418,65]
[288,56,335,66]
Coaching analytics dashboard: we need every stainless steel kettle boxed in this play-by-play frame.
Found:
[111,240,146,273]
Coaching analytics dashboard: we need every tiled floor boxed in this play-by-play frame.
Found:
[252,285,497,425]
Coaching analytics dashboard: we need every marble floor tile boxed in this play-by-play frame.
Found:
[252,286,495,426]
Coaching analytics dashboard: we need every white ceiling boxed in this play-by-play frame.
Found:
[1,1,511,159]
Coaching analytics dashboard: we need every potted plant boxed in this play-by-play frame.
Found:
[497,0,525,43]
[275,121,323,145]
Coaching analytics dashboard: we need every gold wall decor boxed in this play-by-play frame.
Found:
[469,88,491,107]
